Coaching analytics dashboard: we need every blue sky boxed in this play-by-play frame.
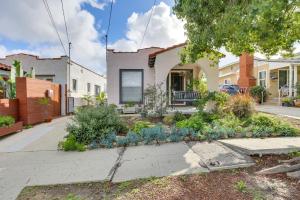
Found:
[0,0,188,74]
[83,0,175,43]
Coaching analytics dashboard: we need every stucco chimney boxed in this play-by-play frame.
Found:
[237,53,256,88]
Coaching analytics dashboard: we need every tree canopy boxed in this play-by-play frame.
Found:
[174,0,300,63]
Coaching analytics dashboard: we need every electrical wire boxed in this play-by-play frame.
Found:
[42,0,67,54]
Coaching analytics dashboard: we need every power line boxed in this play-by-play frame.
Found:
[139,0,157,49]
[105,0,114,50]
[60,0,70,43]
[42,0,67,55]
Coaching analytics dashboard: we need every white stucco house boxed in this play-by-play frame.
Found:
[107,43,219,107]
[0,53,106,114]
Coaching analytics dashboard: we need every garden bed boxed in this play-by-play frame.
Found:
[0,121,23,137]
[59,93,300,151]
[16,155,300,200]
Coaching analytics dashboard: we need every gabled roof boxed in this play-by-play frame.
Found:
[0,63,11,71]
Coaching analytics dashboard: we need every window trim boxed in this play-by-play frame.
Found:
[119,69,144,104]
[87,82,91,93]
[94,84,101,96]
[258,70,267,88]
[72,79,77,92]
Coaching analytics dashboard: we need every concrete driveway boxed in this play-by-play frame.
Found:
[256,104,300,119]
[0,117,253,200]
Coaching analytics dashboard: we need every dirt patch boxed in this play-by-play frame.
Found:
[17,155,300,200]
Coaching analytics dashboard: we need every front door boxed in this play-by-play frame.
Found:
[171,72,184,91]
[279,70,289,89]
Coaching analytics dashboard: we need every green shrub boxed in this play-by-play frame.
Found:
[213,114,241,129]
[0,115,15,127]
[227,94,255,118]
[249,86,267,103]
[247,113,275,127]
[132,121,152,134]
[100,132,117,148]
[141,125,167,144]
[59,135,86,151]
[67,105,127,144]
[197,91,229,111]
[173,111,187,122]
[162,115,174,125]
[275,123,299,136]
[176,114,206,131]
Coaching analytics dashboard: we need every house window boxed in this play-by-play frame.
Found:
[87,83,91,93]
[120,69,143,103]
[258,71,266,88]
[72,79,77,91]
[95,85,101,96]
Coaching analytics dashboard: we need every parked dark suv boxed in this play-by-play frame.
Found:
[219,84,240,95]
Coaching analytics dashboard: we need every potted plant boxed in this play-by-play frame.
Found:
[281,97,294,107]
[293,95,300,107]
[122,102,136,114]
[38,97,52,122]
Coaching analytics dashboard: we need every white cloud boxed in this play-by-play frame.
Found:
[0,0,106,74]
[110,2,186,51]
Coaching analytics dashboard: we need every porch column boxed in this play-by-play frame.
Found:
[289,64,293,97]
[294,65,298,97]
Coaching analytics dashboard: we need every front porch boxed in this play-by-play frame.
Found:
[267,63,299,103]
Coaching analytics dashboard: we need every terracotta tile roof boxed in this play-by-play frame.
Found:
[149,43,186,58]
[0,63,11,71]
[148,43,186,68]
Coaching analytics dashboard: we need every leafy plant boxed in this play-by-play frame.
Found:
[227,94,255,118]
[67,105,127,144]
[100,132,117,148]
[173,111,187,122]
[132,121,152,134]
[82,95,93,106]
[144,82,168,117]
[234,180,247,193]
[249,86,267,103]
[0,115,15,127]
[176,114,206,131]
[58,135,86,152]
[96,91,106,106]
[141,125,167,144]
[126,131,141,146]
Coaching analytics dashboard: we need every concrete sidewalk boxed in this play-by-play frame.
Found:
[256,105,300,119]
[219,137,300,155]
[0,141,253,200]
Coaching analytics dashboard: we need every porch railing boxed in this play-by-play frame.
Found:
[172,91,199,102]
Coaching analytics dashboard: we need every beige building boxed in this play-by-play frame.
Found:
[218,55,300,100]
[107,43,219,107]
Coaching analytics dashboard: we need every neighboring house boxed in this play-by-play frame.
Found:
[0,62,11,80]
[0,53,106,114]
[107,43,219,107]
[218,54,300,100]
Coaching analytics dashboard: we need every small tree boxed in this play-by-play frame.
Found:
[144,83,168,118]
[82,95,93,106]
[96,92,106,106]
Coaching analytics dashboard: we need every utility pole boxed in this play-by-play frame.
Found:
[67,42,71,114]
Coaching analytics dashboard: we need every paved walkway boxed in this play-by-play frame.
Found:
[0,118,253,200]
[2,116,299,200]
[219,137,300,155]
[256,105,300,119]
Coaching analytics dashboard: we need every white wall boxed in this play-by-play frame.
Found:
[106,48,161,106]
[69,61,106,99]
[154,46,219,91]
[0,54,68,84]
